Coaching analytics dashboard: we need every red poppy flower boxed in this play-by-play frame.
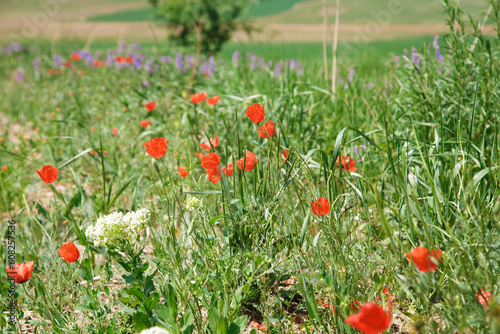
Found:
[207,96,220,105]
[65,60,71,67]
[258,120,277,139]
[58,242,79,263]
[350,299,362,311]
[406,247,442,272]
[282,278,298,285]
[337,155,357,172]
[237,151,257,171]
[92,60,100,67]
[140,120,151,129]
[310,197,330,216]
[206,168,221,184]
[37,165,58,183]
[246,103,265,123]
[111,127,119,137]
[194,152,205,158]
[144,101,157,111]
[282,149,288,161]
[177,166,189,177]
[476,289,492,306]
[144,137,168,159]
[222,163,233,176]
[125,56,133,64]
[345,302,391,334]
[199,134,219,150]
[115,56,124,63]
[250,321,267,334]
[191,92,208,104]
[70,53,80,61]
[201,153,221,169]
[6,261,34,284]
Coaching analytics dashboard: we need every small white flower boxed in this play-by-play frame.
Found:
[186,197,200,211]
[140,327,171,334]
[86,209,150,248]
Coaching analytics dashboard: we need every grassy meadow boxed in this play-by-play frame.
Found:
[1,1,500,334]
[88,0,488,23]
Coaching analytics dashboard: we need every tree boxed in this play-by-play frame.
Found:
[154,0,253,54]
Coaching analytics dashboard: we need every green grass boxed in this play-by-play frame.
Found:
[260,0,489,24]
[221,35,434,62]
[0,3,499,334]
[88,0,305,22]
[249,0,305,17]
[87,7,155,22]
[87,0,489,24]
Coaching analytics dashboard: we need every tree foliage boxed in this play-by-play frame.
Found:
[154,0,253,54]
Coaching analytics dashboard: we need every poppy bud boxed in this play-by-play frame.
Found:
[151,158,160,176]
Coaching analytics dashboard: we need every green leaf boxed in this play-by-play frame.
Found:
[132,311,151,332]
[34,202,50,219]
[58,148,93,169]
[209,215,223,226]
[299,214,309,248]
[228,315,248,334]
[472,166,498,187]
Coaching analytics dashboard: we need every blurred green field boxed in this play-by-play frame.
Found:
[88,0,489,24]
[88,0,305,21]
[87,7,155,22]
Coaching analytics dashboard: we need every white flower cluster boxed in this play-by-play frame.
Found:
[185,197,200,211]
[85,209,150,247]
[139,327,170,334]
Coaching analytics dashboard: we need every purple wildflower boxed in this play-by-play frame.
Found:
[16,69,24,83]
[160,55,171,63]
[354,145,359,155]
[433,35,444,62]
[436,49,444,62]
[143,80,150,87]
[145,59,154,74]
[433,35,440,48]
[33,56,41,73]
[133,55,143,70]
[348,68,355,83]
[199,60,207,75]
[131,43,141,53]
[83,52,93,66]
[232,51,240,66]
[208,55,215,75]
[362,143,366,150]
[274,60,283,78]
[175,52,183,71]
[289,59,297,70]
[411,47,421,70]
[116,41,127,55]
[53,54,62,67]
[4,43,22,55]
[106,52,114,67]
[184,54,195,71]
